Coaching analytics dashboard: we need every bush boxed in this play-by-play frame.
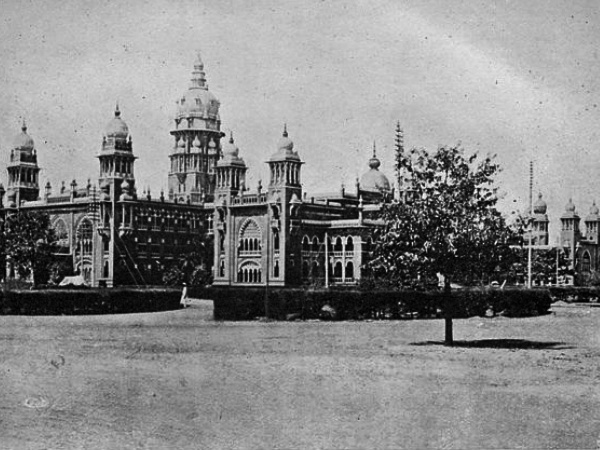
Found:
[548,286,600,303]
[209,286,554,321]
[0,287,182,315]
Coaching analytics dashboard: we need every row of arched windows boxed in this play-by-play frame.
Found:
[302,261,355,280]
[301,235,358,253]
[237,265,262,283]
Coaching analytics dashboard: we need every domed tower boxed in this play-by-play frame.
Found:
[6,120,40,206]
[97,104,137,201]
[560,198,581,265]
[531,193,549,245]
[168,53,224,203]
[215,132,247,200]
[267,125,303,199]
[359,142,390,200]
[585,201,600,243]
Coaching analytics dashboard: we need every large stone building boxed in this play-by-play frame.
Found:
[2,54,391,287]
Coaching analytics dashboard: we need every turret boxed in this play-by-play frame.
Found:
[168,53,224,203]
[6,120,41,205]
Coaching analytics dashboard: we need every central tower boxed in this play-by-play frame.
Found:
[168,53,224,203]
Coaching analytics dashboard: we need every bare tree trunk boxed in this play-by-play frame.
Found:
[444,276,453,346]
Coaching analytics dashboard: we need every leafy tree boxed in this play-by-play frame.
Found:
[4,211,57,287]
[372,142,514,345]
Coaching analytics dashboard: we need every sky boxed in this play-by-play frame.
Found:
[1,0,599,239]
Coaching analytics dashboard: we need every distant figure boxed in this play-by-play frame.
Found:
[180,283,190,308]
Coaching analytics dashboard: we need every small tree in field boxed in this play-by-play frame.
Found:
[373,132,514,345]
[4,211,56,287]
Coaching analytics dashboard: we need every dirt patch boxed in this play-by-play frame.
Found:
[0,303,599,448]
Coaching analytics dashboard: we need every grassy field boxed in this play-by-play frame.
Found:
[1,301,599,449]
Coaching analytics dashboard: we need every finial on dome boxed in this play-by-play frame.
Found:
[115,102,121,117]
[229,131,234,143]
[21,118,27,132]
[372,141,377,158]
[283,123,288,138]
[190,52,207,89]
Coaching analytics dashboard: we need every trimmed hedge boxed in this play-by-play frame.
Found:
[0,287,182,315]
[207,286,553,321]
[548,286,600,303]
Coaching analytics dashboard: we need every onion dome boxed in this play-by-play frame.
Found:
[533,193,547,214]
[586,200,600,221]
[218,132,245,166]
[192,136,201,152]
[565,198,576,213]
[177,137,186,149]
[13,120,35,151]
[360,142,390,193]
[104,104,129,139]
[176,53,220,120]
[270,125,301,162]
[208,138,218,155]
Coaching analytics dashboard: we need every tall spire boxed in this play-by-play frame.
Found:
[190,52,207,89]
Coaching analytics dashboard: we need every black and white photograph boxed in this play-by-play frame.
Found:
[1,1,599,448]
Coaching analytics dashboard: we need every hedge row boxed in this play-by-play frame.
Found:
[548,287,600,303]
[0,288,182,315]
[205,286,553,321]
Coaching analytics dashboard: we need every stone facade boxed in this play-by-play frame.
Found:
[1,54,391,287]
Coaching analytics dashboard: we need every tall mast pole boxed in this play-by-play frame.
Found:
[527,161,533,289]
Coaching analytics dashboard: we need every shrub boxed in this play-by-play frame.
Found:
[209,286,554,321]
[0,287,181,315]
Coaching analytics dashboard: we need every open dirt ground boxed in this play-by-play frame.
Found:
[1,301,599,449]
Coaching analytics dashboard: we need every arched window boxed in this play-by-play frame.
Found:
[53,219,69,250]
[76,218,94,255]
[274,260,280,277]
[302,261,309,278]
[312,237,319,252]
[334,262,342,278]
[582,251,591,273]
[239,262,262,284]
[311,261,319,277]
[239,220,262,255]
[345,262,354,280]
[334,237,343,252]
[273,230,280,252]
[302,236,310,252]
[346,237,354,252]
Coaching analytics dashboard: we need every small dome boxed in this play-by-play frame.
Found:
[13,121,34,151]
[533,193,547,214]
[565,198,576,213]
[360,143,390,193]
[178,137,186,148]
[218,133,245,166]
[105,105,129,139]
[270,125,301,162]
[277,125,294,152]
[591,201,600,216]
[222,133,239,158]
[192,136,201,148]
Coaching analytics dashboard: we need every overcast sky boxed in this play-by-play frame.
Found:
[1,0,599,237]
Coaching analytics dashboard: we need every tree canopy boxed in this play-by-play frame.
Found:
[372,127,516,344]
[373,143,514,289]
[4,211,57,286]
